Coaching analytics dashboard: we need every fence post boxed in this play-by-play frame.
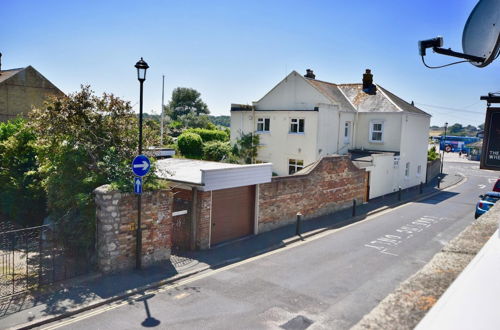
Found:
[437,176,441,189]
[419,182,423,194]
[352,199,357,217]
[398,187,402,201]
[296,212,302,236]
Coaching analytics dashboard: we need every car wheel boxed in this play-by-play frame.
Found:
[474,213,480,219]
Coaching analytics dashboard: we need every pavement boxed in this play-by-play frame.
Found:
[0,165,464,330]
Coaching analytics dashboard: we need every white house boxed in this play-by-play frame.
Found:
[230,69,431,199]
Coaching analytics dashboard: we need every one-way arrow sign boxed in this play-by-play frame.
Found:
[134,177,142,195]
[131,155,151,177]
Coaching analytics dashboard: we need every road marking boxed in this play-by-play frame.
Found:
[478,184,486,189]
[41,178,468,329]
[364,216,449,257]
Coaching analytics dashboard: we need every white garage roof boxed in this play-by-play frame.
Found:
[156,158,272,191]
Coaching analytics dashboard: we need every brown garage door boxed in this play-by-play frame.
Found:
[211,185,255,245]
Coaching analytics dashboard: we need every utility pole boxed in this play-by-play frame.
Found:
[160,75,165,146]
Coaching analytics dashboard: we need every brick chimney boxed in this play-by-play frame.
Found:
[304,69,316,79]
[362,69,376,94]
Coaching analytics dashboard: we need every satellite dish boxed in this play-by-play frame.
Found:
[462,0,500,67]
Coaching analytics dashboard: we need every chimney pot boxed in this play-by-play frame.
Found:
[304,69,316,79]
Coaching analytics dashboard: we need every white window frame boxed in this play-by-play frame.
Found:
[369,120,384,143]
[256,117,270,132]
[405,162,410,179]
[290,118,305,134]
[288,159,304,174]
[417,165,422,177]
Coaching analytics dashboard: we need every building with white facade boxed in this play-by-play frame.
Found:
[230,69,431,199]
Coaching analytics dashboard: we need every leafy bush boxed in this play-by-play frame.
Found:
[232,132,260,164]
[29,86,161,250]
[0,119,46,226]
[177,132,203,158]
[427,146,440,161]
[203,141,232,161]
[185,128,228,142]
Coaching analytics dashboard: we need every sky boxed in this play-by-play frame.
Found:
[2,0,499,127]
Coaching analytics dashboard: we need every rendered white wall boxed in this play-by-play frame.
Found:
[355,113,402,152]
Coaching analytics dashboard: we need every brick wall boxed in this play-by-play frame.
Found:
[258,155,366,232]
[196,191,212,250]
[426,158,441,183]
[95,185,172,273]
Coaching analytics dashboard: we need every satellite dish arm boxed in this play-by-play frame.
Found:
[432,46,486,63]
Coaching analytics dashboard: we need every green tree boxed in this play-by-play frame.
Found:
[448,123,463,135]
[0,119,46,226]
[29,86,161,249]
[232,132,260,164]
[177,132,203,158]
[427,146,440,161]
[167,87,209,120]
[203,141,232,161]
[179,113,215,129]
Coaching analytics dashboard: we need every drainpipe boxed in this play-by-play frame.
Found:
[336,111,341,154]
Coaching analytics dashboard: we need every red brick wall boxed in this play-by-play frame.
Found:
[258,155,366,232]
[196,191,212,250]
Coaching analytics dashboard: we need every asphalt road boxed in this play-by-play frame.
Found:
[41,161,498,330]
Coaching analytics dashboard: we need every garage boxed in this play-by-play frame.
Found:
[156,159,271,250]
[211,185,255,245]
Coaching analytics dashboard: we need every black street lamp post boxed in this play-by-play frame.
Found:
[135,57,149,270]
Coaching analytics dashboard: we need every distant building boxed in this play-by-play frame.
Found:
[0,65,64,122]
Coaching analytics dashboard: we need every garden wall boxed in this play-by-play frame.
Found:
[258,155,367,232]
[94,185,172,273]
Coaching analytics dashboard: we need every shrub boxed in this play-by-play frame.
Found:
[0,119,46,226]
[177,132,203,158]
[427,146,440,161]
[203,141,232,161]
[185,128,228,142]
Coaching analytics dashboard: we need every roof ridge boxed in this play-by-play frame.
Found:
[375,84,403,112]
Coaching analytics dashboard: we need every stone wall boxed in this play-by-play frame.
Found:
[258,155,366,232]
[426,158,441,183]
[95,185,172,273]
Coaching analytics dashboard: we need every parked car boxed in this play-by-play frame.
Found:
[492,178,500,192]
[475,192,500,219]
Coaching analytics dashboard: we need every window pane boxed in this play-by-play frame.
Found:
[257,123,263,131]
[290,123,297,132]
[297,160,303,166]
[372,132,382,141]
[265,118,270,131]
[299,119,304,132]
[373,123,382,131]
[289,166,295,174]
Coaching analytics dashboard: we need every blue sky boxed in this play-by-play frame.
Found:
[2,0,498,126]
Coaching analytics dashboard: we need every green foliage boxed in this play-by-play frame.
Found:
[232,132,260,164]
[177,132,203,158]
[167,87,209,120]
[203,141,232,161]
[0,119,46,226]
[179,113,215,129]
[29,86,160,249]
[427,146,440,161]
[208,115,230,127]
[185,128,228,142]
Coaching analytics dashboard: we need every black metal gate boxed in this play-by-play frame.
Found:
[0,224,94,298]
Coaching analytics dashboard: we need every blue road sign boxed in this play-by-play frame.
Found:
[132,154,151,177]
[134,177,142,195]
